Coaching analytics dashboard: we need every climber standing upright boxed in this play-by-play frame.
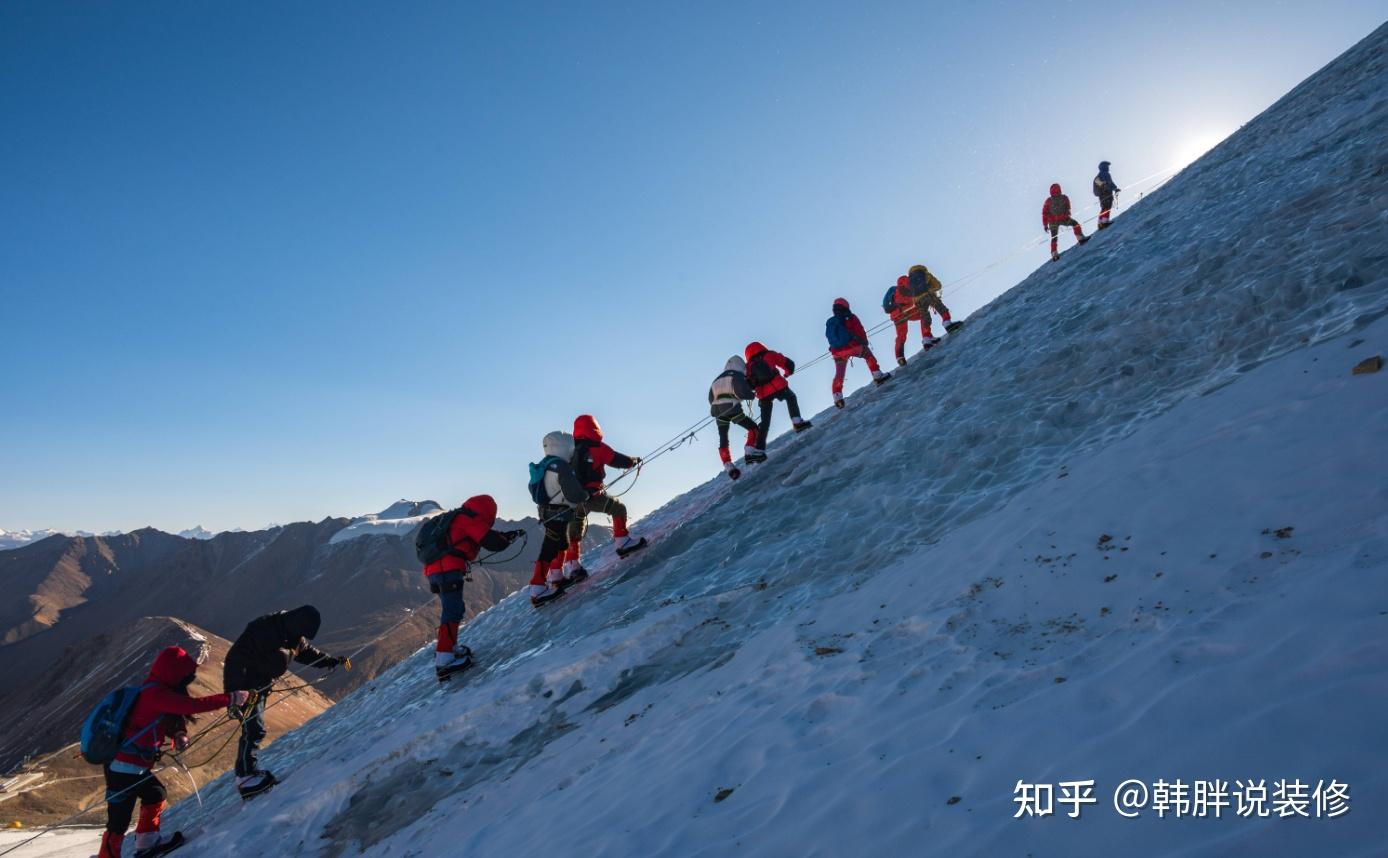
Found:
[883,275,922,366]
[568,414,647,561]
[744,342,812,453]
[826,297,889,409]
[907,263,962,348]
[416,498,524,669]
[1093,161,1121,229]
[1042,182,1089,261]
[708,355,761,479]
[527,431,590,605]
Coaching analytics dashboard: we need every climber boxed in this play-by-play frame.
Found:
[98,645,247,858]
[745,341,811,452]
[708,355,761,479]
[1093,161,1121,229]
[882,276,923,366]
[223,605,351,793]
[907,264,963,347]
[414,498,524,672]
[1043,182,1089,261]
[826,298,889,408]
[527,431,590,605]
[568,415,647,562]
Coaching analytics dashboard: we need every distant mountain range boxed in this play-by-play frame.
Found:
[0,500,610,820]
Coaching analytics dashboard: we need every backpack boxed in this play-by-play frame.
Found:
[414,507,476,566]
[528,456,563,504]
[80,683,157,764]
[882,286,897,314]
[825,315,854,349]
[907,267,929,298]
[746,354,777,389]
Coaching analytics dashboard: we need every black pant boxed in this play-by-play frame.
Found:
[235,692,268,777]
[756,389,801,450]
[104,765,165,833]
[716,411,758,449]
[536,505,571,565]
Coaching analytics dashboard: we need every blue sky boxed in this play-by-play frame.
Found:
[2,2,1384,533]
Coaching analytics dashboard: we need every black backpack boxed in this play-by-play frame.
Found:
[747,354,777,388]
[414,507,476,565]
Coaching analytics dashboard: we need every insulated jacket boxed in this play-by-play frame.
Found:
[827,299,870,358]
[884,276,917,322]
[743,342,794,400]
[114,646,229,768]
[421,495,509,576]
[223,605,341,692]
[573,415,637,493]
[709,356,756,418]
[1042,184,1072,227]
[537,431,588,509]
[1093,163,1119,198]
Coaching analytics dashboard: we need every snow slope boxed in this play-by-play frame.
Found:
[57,21,1383,858]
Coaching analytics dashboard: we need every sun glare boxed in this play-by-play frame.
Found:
[1172,129,1231,169]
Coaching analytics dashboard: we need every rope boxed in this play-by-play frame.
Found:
[0,158,1187,858]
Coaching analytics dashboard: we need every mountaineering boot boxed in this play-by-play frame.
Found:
[615,535,648,558]
[834,395,845,409]
[435,646,473,682]
[723,461,741,481]
[237,770,279,800]
[792,418,812,432]
[134,831,185,857]
[528,583,563,607]
[1050,251,1060,262]
[744,446,768,463]
[897,356,907,367]
[921,335,940,349]
[563,560,589,584]
[1097,220,1110,230]
[1077,234,1090,245]
[944,321,964,333]
[872,371,891,386]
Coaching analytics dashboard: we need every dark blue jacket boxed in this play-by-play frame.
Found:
[1093,169,1119,197]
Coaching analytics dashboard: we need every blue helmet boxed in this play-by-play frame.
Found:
[1098,160,1111,172]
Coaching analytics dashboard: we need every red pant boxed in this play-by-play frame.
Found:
[831,344,880,395]
[892,317,930,360]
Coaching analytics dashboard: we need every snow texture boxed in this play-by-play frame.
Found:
[12,21,1388,858]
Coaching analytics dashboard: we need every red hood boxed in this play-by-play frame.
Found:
[744,342,768,363]
[1050,183,1062,195]
[896,275,909,287]
[462,494,497,520]
[147,646,198,688]
[573,414,603,442]
[833,297,851,310]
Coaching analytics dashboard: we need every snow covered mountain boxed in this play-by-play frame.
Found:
[328,500,445,545]
[177,525,217,540]
[87,21,1388,858]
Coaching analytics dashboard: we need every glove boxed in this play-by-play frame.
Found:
[173,732,191,752]
[231,690,251,707]
[337,657,352,672]
[631,457,643,467]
